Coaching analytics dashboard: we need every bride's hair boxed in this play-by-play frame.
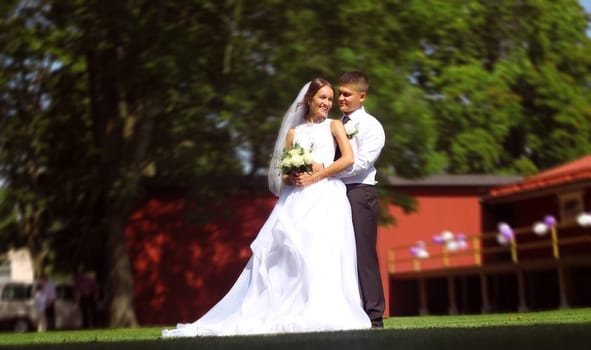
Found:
[267,77,334,197]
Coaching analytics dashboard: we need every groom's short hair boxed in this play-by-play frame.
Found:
[339,71,369,92]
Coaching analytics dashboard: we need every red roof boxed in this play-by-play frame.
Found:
[489,155,591,197]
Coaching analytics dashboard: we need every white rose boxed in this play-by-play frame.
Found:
[279,158,292,168]
[290,154,304,167]
[288,149,300,158]
[345,123,359,138]
[303,152,314,164]
[345,123,355,134]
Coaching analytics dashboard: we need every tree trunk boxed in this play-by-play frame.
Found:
[86,45,140,327]
[20,201,45,278]
[104,211,138,327]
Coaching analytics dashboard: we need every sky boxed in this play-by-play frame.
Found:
[582,0,591,35]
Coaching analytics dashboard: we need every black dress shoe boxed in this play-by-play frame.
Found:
[371,321,384,329]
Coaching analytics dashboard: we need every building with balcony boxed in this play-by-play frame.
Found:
[388,156,591,316]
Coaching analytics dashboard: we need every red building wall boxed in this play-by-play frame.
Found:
[377,187,485,314]
[126,188,274,325]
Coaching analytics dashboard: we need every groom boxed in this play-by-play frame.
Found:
[334,71,386,328]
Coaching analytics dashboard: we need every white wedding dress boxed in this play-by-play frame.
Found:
[162,119,371,337]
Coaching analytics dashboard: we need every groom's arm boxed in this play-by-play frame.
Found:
[337,123,385,179]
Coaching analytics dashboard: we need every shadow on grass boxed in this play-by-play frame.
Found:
[4,323,591,350]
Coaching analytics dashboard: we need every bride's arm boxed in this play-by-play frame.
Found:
[299,120,353,186]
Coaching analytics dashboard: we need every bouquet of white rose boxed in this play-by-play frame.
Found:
[279,143,314,175]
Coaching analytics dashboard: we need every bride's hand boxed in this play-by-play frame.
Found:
[292,163,323,186]
[295,172,321,187]
[283,173,297,186]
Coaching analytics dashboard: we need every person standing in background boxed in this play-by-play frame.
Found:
[39,274,56,330]
[75,271,100,328]
[34,283,47,332]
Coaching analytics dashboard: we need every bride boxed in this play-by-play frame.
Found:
[162,78,371,337]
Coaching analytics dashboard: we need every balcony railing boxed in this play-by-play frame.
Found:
[387,217,591,274]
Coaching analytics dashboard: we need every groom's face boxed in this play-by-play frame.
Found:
[338,84,366,115]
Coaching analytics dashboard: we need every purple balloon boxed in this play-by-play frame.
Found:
[456,233,466,241]
[498,223,514,240]
[432,235,444,244]
[409,247,419,255]
[543,215,557,227]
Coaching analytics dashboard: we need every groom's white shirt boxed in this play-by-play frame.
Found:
[338,106,385,185]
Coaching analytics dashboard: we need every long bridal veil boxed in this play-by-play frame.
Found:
[267,82,310,197]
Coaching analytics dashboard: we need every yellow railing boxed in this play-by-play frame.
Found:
[387,220,591,274]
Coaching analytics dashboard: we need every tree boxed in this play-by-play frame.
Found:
[400,0,591,174]
[1,0,245,326]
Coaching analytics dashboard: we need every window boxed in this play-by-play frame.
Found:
[1,284,33,300]
[559,191,583,222]
[0,259,10,283]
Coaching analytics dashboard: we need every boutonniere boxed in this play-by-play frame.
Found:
[345,122,359,139]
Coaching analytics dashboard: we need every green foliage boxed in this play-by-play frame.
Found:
[401,0,591,174]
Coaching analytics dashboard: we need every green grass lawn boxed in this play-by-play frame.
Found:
[1,308,590,349]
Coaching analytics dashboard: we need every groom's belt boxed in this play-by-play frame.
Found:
[345,183,374,189]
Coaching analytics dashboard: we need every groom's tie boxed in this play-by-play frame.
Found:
[334,115,350,160]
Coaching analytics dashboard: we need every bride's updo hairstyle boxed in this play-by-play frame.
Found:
[298,77,335,116]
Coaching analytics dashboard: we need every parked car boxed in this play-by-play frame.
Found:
[0,281,82,332]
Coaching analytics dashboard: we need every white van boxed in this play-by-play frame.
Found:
[0,281,82,332]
